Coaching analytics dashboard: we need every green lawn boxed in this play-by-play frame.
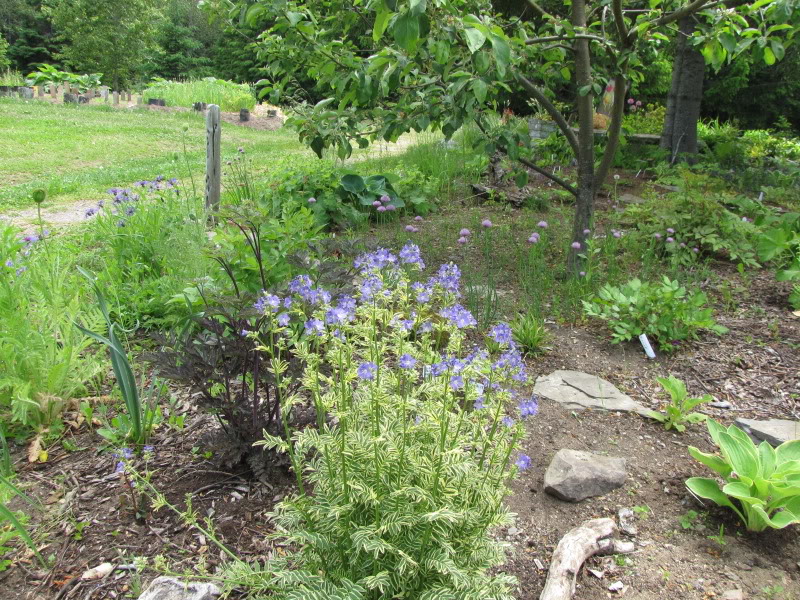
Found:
[0,99,316,211]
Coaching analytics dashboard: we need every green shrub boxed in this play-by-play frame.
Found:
[583,276,727,352]
[687,419,800,532]
[0,70,24,87]
[757,212,800,306]
[623,103,667,135]
[143,78,256,111]
[511,311,550,356]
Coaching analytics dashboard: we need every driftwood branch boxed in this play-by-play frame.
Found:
[539,518,634,600]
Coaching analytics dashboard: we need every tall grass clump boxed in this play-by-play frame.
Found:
[143,78,255,111]
[0,70,25,86]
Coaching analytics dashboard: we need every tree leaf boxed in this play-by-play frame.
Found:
[393,12,420,53]
[490,34,511,77]
[464,28,486,54]
[471,78,488,103]
[373,9,393,42]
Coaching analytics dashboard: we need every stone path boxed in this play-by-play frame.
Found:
[533,370,651,417]
[734,417,800,446]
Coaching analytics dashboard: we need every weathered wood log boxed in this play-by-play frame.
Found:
[539,518,634,600]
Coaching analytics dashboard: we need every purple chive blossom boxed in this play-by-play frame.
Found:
[277,312,290,327]
[459,228,472,237]
[457,236,468,244]
[579,271,586,277]
[692,247,699,253]
[679,242,686,248]
[583,228,591,235]
[373,200,382,207]
[537,220,548,228]
[357,362,377,380]
[667,228,675,234]
[399,354,417,369]
[481,219,493,228]
[515,454,532,471]
[377,205,387,212]
[528,232,540,243]
[474,396,485,410]
[414,216,423,221]
[613,230,622,238]
[380,195,391,204]
[490,322,514,345]
[653,233,662,239]
[666,237,674,243]
[308,197,316,203]
[386,204,396,211]
[502,416,515,427]
[519,396,539,417]
[405,225,417,232]
[571,241,581,249]
[450,375,464,390]
[304,318,325,337]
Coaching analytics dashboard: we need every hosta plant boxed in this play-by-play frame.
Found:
[687,420,800,532]
[218,246,531,599]
[645,375,710,432]
[583,276,727,352]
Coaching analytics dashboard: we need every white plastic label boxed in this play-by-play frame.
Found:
[639,334,656,359]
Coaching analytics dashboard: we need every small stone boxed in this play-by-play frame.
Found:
[534,558,545,570]
[544,449,627,502]
[588,568,604,579]
[734,418,799,447]
[722,590,745,600]
[137,576,221,600]
[507,526,520,536]
[608,581,624,593]
[709,401,732,409]
[618,508,638,536]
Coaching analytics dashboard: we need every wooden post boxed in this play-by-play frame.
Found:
[37,86,44,98]
[126,91,131,102]
[50,84,57,98]
[205,104,221,211]
[113,91,119,105]
[101,86,109,102]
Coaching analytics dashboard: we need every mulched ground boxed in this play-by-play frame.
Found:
[2,207,799,599]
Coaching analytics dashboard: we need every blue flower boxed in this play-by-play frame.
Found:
[354,248,398,273]
[502,416,515,427]
[143,445,154,455]
[450,375,464,390]
[439,304,476,329]
[121,448,134,459]
[115,461,125,473]
[519,395,539,418]
[474,396,485,410]
[490,322,513,345]
[304,318,325,337]
[325,307,351,326]
[398,354,417,369]
[399,242,425,269]
[515,454,531,471]
[434,263,461,293]
[277,312,290,327]
[357,362,377,380]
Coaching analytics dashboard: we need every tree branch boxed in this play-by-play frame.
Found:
[641,0,711,32]
[526,34,608,45]
[525,0,555,20]
[612,0,629,44]
[519,157,578,196]
[514,71,580,157]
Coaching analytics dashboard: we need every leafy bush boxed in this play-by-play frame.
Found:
[687,420,800,532]
[583,277,727,351]
[143,78,255,111]
[623,103,667,135]
[0,70,24,86]
[645,375,710,432]
[757,212,800,307]
[25,64,101,92]
[623,188,761,268]
[216,246,529,598]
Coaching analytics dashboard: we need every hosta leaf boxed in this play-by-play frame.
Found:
[718,431,759,480]
[688,446,732,478]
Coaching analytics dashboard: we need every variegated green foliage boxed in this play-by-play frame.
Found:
[687,420,800,532]
[224,248,527,599]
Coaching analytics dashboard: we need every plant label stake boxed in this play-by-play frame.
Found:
[205,104,221,211]
[639,334,656,359]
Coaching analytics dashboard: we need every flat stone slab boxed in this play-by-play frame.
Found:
[533,370,649,416]
[138,577,221,600]
[734,418,800,447]
[544,449,627,502]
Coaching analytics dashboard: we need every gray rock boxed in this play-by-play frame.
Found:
[533,370,650,416]
[734,418,799,447]
[544,449,627,502]
[138,577,221,600]
[721,590,745,600]
[618,192,645,204]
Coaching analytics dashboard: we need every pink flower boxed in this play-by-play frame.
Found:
[636,100,642,107]
[627,98,635,105]
[377,205,387,213]
[481,219,493,228]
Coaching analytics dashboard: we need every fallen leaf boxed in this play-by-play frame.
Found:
[81,562,114,580]
[27,436,42,463]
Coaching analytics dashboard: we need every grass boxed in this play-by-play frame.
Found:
[142,78,256,112]
[0,99,316,211]
[0,70,25,86]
